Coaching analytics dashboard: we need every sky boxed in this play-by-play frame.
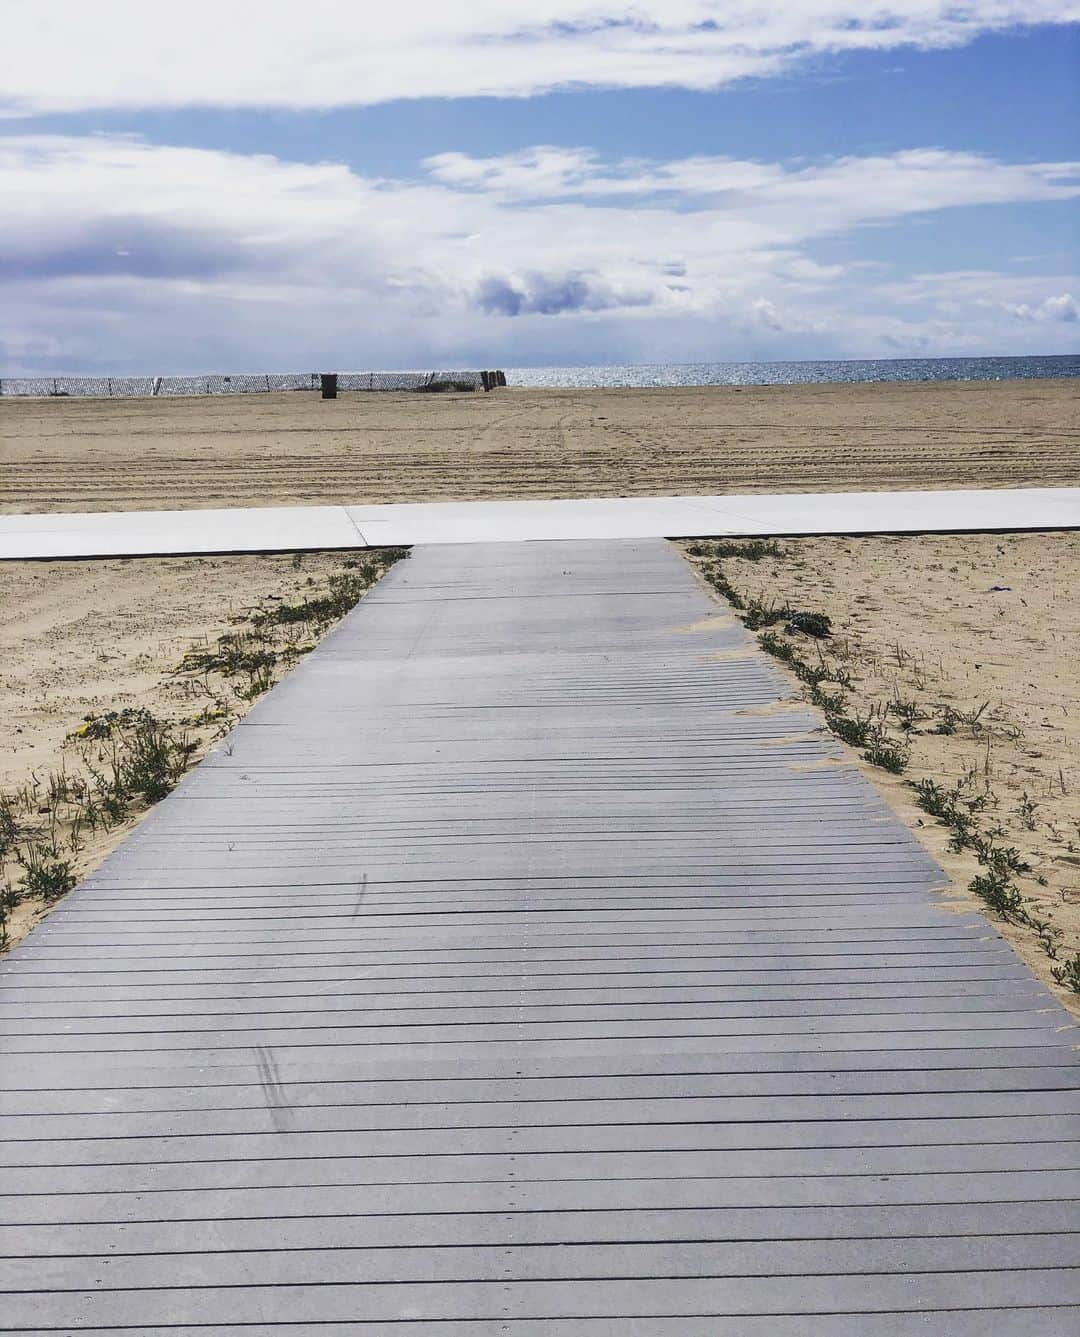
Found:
[1,3,1078,373]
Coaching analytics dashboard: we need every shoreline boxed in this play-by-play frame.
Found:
[4,352,1076,395]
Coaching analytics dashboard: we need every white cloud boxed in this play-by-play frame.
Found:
[750,297,784,330]
[2,3,1078,113]
[1,134,1077,370]
[425,145,1080,220]
[883,270,1080,314]
[1003,292,1078,321]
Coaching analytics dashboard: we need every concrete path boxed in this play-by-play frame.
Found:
[1,539,1077,1334]
[3,486,1079,559]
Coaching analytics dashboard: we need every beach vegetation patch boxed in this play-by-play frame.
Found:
[0,546,409,954]
[680,532,1080,1002]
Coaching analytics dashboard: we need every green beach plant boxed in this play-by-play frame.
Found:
[1051,954,1080,994]
[0,884,18,950]
[16,841,76,901]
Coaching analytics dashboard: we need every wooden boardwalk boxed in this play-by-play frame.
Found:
[1,539,1077,1334]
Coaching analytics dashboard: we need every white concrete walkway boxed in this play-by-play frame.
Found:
[2,487,1079,559]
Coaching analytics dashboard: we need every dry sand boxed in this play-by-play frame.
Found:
[681,531,1080,1012]
[3,378,1078,514]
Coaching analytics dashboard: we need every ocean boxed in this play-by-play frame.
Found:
[2,354,1076,398]
[506,354,1079,388]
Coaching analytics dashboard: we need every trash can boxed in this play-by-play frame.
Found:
[321,373,338,400]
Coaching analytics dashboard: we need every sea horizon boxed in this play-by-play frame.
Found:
[1,352,1077,398]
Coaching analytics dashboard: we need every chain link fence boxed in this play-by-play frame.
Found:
[0,370,502,398]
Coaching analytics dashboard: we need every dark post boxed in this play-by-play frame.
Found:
[321,373,338,400]
[481,371,491,392]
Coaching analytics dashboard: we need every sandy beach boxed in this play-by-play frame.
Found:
[2,378,1077,514]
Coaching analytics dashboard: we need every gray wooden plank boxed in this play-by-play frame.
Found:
[4,1235,1079,1292]
[3,1171,1077,1225]
[4,1091,1078,1145]
[3,1062,1076,1119]
[3,1142,1080,1204]
[7,1316,1075,1337]
[4,1114,1078,1171]
[3,1202,1078,1256]
[3,1270,1078,1328]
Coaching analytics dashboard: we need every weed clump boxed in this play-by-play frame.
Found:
[255,555,407,631]
[825,711,873,748]
[887,699,924,731]
[1051,954,1080,994]
[0,884,18,950]
[809,685,847,714]
[863,739,910,774]
[912,779,984,848]
[820,709,909,773]
[70,712,197,811]
[122,718,197,803]
[0,793,19,860]
[914,773,1063,953]
[970,868,1026,921]
[16,842,76,901]
[757,631,798,665]
[688,540,784,561]
[67,708,155,742]
[177,635,276,679]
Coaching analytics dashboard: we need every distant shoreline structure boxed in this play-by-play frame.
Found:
[0,370,504,400]
[0,354,1075,398]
